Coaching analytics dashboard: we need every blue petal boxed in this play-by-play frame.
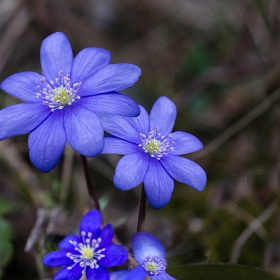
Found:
[54,265,83,280]
[132,233,166,264]
[64,102,104,157]
[71,47,111,83]
[124,266,147,280]
[1,72,43,103]
[99,224,114,248]
[98,114,140,144]
[161,155,206,191]
[99,245,128,267]
[130,105,149,135]
[144,160,174,209]
[102,137,138,155]
[28,110,66,172]
[79,64,141,96]
[149,97,176,135]
[109,270,131,280]
[114,153,150,191]
[0,103,50,140]
[151,271,176,280]
[86,266,109,280]
[43,251,73,267]
[171,131,203,155]
[79,210,101,238]
[58,234,80,251]
[81,93,140,117]
[40,32,73,81]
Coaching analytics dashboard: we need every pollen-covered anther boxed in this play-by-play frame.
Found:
[36,71,82,112]
[142,256,167,276]
[139,127,174,160]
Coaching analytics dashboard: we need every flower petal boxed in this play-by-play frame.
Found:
[71,47,111,83]
[151,271,176,280]
[28,110,66,172]
[86,266,109,280]
[0,103,50,140]
[114,153,150,191]
[81,93,140,117]
[132,233,166,264]
[1,72,43,103]
[79,210,101,238]
[171,131,203,155]
[149,97,176,135]
[54,265,83,280]
[40,32,73,81]
[109,270,131,280]
[130,105,149,135]
[64,102,104,157]
[43,251,73,267]
[99,224,114,248]
[161,155,206,191]
[102,137,138,155]
[124,266,147,280]
[99,245,128,267]
[144,160,174,209]
[80,64,141,96]
[58,235,80,251]
[98,114,140,144]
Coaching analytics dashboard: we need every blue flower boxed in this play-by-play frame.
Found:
[0,32,140,172]
[110,232,176,280]
[101,96,206,209]
[43,210,128,280]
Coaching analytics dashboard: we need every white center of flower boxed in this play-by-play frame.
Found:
[142,256,167,276]
[36,70,81,112]
[138,127,174,160]
[66,231,106,274]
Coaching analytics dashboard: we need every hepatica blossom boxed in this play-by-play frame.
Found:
[0,32,140,172]
[101,96,206,209]
[110,233,175,280]
[43,210,128,280]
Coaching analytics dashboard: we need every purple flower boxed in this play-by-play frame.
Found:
[43,210,128,280]
[0,32,140,172]
[110,232,176,280]
[101,96,206,209]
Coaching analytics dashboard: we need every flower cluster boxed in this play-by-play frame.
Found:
[0,32,140,172]
[0,32,206,280]
[101,96,206,209]
[43,210,128,280]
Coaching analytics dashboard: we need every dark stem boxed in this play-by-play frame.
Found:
[137,184,147,233]
[80,155,101,212]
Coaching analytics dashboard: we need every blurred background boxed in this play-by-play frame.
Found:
[1,0,280,279]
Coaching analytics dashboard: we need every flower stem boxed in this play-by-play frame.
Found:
[80,155,101,212]
[137,184,147,233]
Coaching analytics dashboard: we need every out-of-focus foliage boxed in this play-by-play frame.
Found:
[1,0,280,279]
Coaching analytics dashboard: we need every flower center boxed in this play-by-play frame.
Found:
[81,247,94,260]
[66,231,106,274]
[36,71,81,112]
[139,127,174,160]
[142,256,167,276]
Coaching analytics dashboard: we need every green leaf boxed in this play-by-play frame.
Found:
[168,264,280,280]
[0,200,14,215]
[0,218,13,268]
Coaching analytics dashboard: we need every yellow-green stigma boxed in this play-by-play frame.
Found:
[36,71,81,112]
[81,247,94,260]
[145,139,161,154]
[146,262,157,272]
[139,127,174,160]
[142,256,167,276]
